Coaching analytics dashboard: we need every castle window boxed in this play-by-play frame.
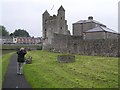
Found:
[45,29,46,31]
[45,29,47,38]
[45,20,47,24]
[61,17,62,20]
[61,27,62,29]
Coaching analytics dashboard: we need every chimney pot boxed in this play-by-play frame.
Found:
[88,16,93,20]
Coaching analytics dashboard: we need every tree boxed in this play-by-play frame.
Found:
[10,33,14,37]
[12,29,30,37]
[0,25,9,36]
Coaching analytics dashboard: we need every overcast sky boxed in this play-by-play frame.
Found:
[1,0,119,37]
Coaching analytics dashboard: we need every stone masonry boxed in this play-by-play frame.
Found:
[52,33,119,57]
[42,6,120,57]
[42,5,70,49]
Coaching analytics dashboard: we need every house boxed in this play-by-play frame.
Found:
[2,36,14,44]
[72,16,119,39]
[13,37,42,44]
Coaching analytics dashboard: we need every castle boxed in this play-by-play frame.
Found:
[42,5,119,57]
[42,6,70,49]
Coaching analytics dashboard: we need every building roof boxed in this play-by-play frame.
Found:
[73,16,106,27]
[74,19,105,26]
[58,5,65,11]
[84,26,118,34]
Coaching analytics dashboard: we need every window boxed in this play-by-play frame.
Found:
[61,27,62,29]
[45,20,47,24]
[61,17,62,20]
[45,29,47,38]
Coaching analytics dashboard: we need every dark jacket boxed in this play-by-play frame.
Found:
[17,50,27,62]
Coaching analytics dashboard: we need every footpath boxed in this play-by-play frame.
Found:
[2,54,32,89]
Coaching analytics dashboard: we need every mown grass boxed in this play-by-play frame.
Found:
[1,52,15,88]
[24,50,118,88]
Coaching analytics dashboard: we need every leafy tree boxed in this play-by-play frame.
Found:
[0,25,9,36]
[10,33,14,37]
[12,29,30,37]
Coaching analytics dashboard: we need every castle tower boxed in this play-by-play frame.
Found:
[58,5,65,20]
[42,6,70,50]
[57,5,67,34]
[42,10,50,39]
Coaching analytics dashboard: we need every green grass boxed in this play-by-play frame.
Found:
[24,50,118,88]
[1,52,15,88]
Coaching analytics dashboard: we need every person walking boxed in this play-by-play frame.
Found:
[17,47,27,75]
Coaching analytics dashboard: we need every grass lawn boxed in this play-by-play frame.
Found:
[1,52,15,89]
[24,50,118,88]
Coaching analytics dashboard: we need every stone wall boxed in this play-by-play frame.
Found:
[107,32,119,39]
[52,33,119,57]
[84,32,106,39]
[84,32,119,40]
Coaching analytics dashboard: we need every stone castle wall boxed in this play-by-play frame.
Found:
[51,33,119,57]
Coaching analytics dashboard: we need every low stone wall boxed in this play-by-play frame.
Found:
[57,55,75,63]
[52,33,120,57]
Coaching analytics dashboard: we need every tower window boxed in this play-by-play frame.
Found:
[45,29,47,38]
[61,27,62,29]
[45,29,46,31]
[45,20,47,24]
[61,17,62,20]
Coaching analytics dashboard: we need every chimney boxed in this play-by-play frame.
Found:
[88,16,93,20]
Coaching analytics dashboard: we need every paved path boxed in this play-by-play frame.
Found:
[2,54,32,89]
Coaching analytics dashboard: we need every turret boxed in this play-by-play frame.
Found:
[58,5,65,12]
[42,10,50,39]
[57,5,65,20]
[42,10,50,23]
[43,10,50,16]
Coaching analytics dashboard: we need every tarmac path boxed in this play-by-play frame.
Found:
[2,54,32,89]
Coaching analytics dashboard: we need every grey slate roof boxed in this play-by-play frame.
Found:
[84,26,118,34]
[75,20,104,26]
